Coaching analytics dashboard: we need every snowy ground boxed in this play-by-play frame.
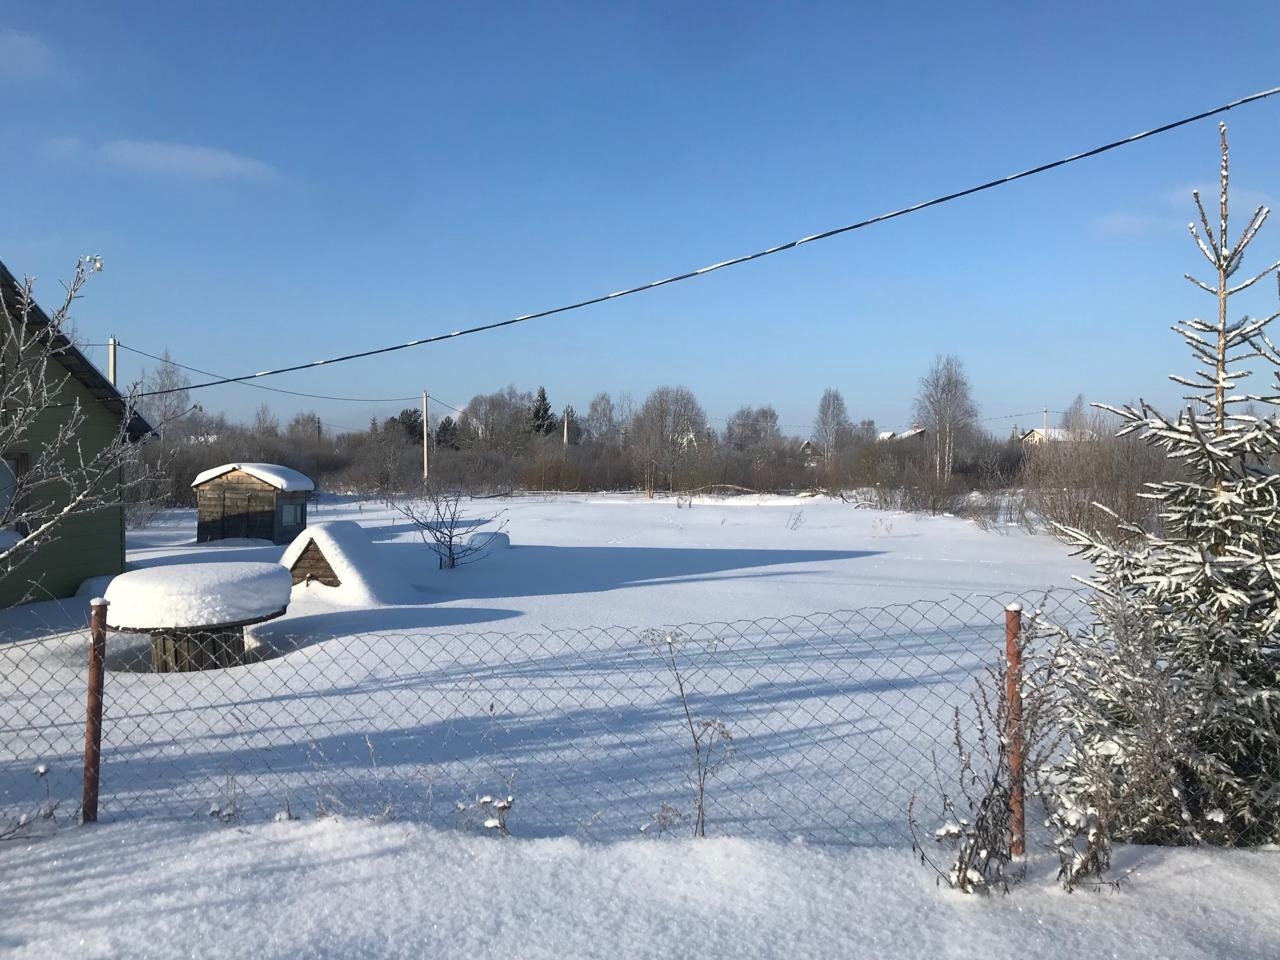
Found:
[2,494,1274,957]
[3,818,1278,959]
[2,494,1093,839]
[129,491,1090,627]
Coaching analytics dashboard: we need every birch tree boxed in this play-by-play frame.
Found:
[912,355,978,485]
[812,388,851,471]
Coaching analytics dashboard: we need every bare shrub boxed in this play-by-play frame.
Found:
[1,763,59,842]
[911,616,1061,894]
[643,628,735,838]
[1021,410,1173,542]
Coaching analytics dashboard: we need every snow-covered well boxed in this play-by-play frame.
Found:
[103,562,292,630]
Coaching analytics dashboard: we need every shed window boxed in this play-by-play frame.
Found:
[281,503,304,526]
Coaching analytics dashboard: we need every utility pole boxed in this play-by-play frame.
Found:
[107,337,117,386]
[563,406,569,449]
[422,390,430,483]
[1043,407,1048,436]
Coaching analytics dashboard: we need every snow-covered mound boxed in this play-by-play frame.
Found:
[280,521,414,606]
[467,530,510,551]
[191,463,315,491]
[103,562,292,630]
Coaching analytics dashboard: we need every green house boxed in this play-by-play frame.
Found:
[0,260,152,608]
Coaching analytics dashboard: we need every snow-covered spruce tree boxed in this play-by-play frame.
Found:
[1053,124,1280,847]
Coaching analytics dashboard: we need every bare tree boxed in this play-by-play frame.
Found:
[392,483,506,569]
[252,403,280,438]
[584,392,617,443]
[630,386,707,493]
[1060,394,1091,438]
[462,385,533,457]
[0,258,154,599]
[139,350,193,439]
[913,355,979,485]
[724,405,781,452]
[812,388,852,472]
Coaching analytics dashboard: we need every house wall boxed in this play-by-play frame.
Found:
[0,362,127,608]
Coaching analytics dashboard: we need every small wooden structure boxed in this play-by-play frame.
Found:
[192,463,314,545]
[149,620,262,673]
[103,562,292,673]
[288,538,342,587]
[280,521,413,605]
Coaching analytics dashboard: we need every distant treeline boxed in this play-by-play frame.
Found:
[134,362,1175,544]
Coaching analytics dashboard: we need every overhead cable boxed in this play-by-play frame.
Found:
[127,86,1280,401]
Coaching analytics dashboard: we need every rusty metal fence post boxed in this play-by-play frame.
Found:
[82,598,109,824]
[1004,601,1025,856]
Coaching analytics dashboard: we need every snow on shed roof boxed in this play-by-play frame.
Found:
[281,521,415,606]
[191,463,315,491]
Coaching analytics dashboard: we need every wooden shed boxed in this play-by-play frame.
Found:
[192,463,314,545]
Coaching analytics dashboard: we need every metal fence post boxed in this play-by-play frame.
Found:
[1004,601,1025,856]
[82,598,109,824]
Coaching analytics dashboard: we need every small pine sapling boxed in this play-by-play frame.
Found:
[1052,125,1280,848]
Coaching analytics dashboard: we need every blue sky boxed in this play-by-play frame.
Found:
[3,1,1279,438]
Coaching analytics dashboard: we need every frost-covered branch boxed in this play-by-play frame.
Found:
[0,261,157,602]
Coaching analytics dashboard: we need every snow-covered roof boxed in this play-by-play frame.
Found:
[191,463,315,491]
[103,562,292,630]
[877,427,925,442]
[280,521,415,606]
[1020,427,1077,443]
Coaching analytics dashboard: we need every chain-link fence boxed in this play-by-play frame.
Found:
[1,591,1092,845]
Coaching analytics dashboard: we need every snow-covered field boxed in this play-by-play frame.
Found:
[2,494,1091,838]
[4,494,1273,957]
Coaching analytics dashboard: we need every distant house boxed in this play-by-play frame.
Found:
[193,463,314,545]
[0,260,153,608]
[1020,427,1092,445]
[800,440,822,467]
[877,426,927,444]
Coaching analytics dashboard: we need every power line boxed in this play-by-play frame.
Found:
[126,86,1280,401]
[117,343,421,403]
[119,341,472,416]
[981,409,1066,423]
[427,394,466,415]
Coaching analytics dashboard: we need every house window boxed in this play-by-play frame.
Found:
[281,502,304,526]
